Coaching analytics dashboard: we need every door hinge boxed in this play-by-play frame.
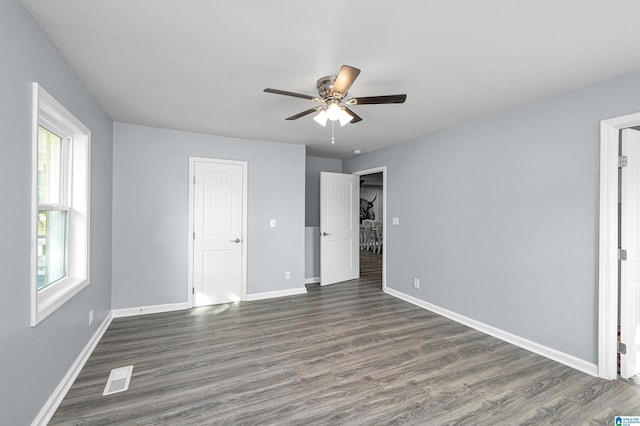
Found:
[192,287,195,295]
[193,231,195,239]
[619,248,628,261]
[619,155,628,168]
[619,341,627,355]
[193,176,196,184]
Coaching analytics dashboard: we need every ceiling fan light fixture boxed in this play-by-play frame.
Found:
[313,109,328,127]
[338,108,353,126]
[326,102,342,121]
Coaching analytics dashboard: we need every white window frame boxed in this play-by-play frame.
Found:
[30,83,91,326]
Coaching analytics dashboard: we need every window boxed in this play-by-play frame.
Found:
[31,83,90,326]
[37,126,67,289]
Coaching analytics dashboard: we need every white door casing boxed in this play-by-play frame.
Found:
[599,112,640,380]
[320,172,359,286]
[620,128,640,379]
[189,158,247,306]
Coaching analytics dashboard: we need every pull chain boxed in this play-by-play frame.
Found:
[331,120,335,144]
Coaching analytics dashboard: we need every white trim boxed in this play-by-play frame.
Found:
[305,277,320,284]
[385,287,598,377]
[32,312,113,426]
[111,302,189,318]
[187,159,195,307]
[37,279,90,324]
[187,157,248,308]
[246,287,307,301]
[31,83,91,326]
[598,111,640,379]
[353,166,387,291]
[30,85,38,324]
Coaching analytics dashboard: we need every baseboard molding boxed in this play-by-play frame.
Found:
[385,287,598,377]
[305,277,320,284]
[32,311,113,426]
[112,302,189,318]
[246,287,307,301]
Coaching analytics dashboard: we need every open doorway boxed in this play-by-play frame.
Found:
[354,167,387,292]
[599,113,640,380]
[619,128,640,383]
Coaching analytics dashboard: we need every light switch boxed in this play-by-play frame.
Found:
[270,219,276,228]
[392,217,399,225]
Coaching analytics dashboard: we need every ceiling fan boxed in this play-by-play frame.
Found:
[264,65,407,127]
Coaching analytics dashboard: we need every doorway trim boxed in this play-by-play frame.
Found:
[598,111,640,379]
[353,166,387,291]
[187,156,248,308]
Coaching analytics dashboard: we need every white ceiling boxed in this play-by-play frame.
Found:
[21,0,640,158]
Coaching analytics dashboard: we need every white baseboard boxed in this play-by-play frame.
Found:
[111,302,189,318]
[32,311,113,426]
[384,287,598,377]
[305,277,320,284]
[246,287,307,301]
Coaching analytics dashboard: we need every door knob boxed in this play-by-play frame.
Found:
[230,238,241,243]
[321,232,330,236]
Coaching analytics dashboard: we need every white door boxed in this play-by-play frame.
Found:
[192,159,246,306]
[621,128,640,378]
[320,172,359,285]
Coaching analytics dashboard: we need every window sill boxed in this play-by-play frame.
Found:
[31,277,89,326]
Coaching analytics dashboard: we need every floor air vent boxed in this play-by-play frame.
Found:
[103,365,133,396]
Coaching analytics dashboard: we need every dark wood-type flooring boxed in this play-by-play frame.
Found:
[51,251,640,425]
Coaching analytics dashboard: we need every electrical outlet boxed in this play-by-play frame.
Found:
[270,219,276,228]
[89,309,94,326]
[413,278,420,289]
[285,271,291,280]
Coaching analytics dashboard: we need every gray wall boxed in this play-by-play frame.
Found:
[112,123,306,308]
[0,1,113,424]
[305,227,320,279]
[344,68,640,364]
[305,156,342,227]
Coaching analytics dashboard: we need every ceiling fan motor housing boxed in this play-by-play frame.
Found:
[317,75,341,100]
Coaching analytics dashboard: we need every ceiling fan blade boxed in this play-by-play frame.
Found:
[264,88,317,101]
[343,107,363,123]
[346,94,407,105]
[331,65,361,98]
[285,107,322,120]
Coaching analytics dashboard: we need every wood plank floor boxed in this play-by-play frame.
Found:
[51,251,640,425]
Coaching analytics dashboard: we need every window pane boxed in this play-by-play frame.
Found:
[37,126,63,205]
[37,210,67,290]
